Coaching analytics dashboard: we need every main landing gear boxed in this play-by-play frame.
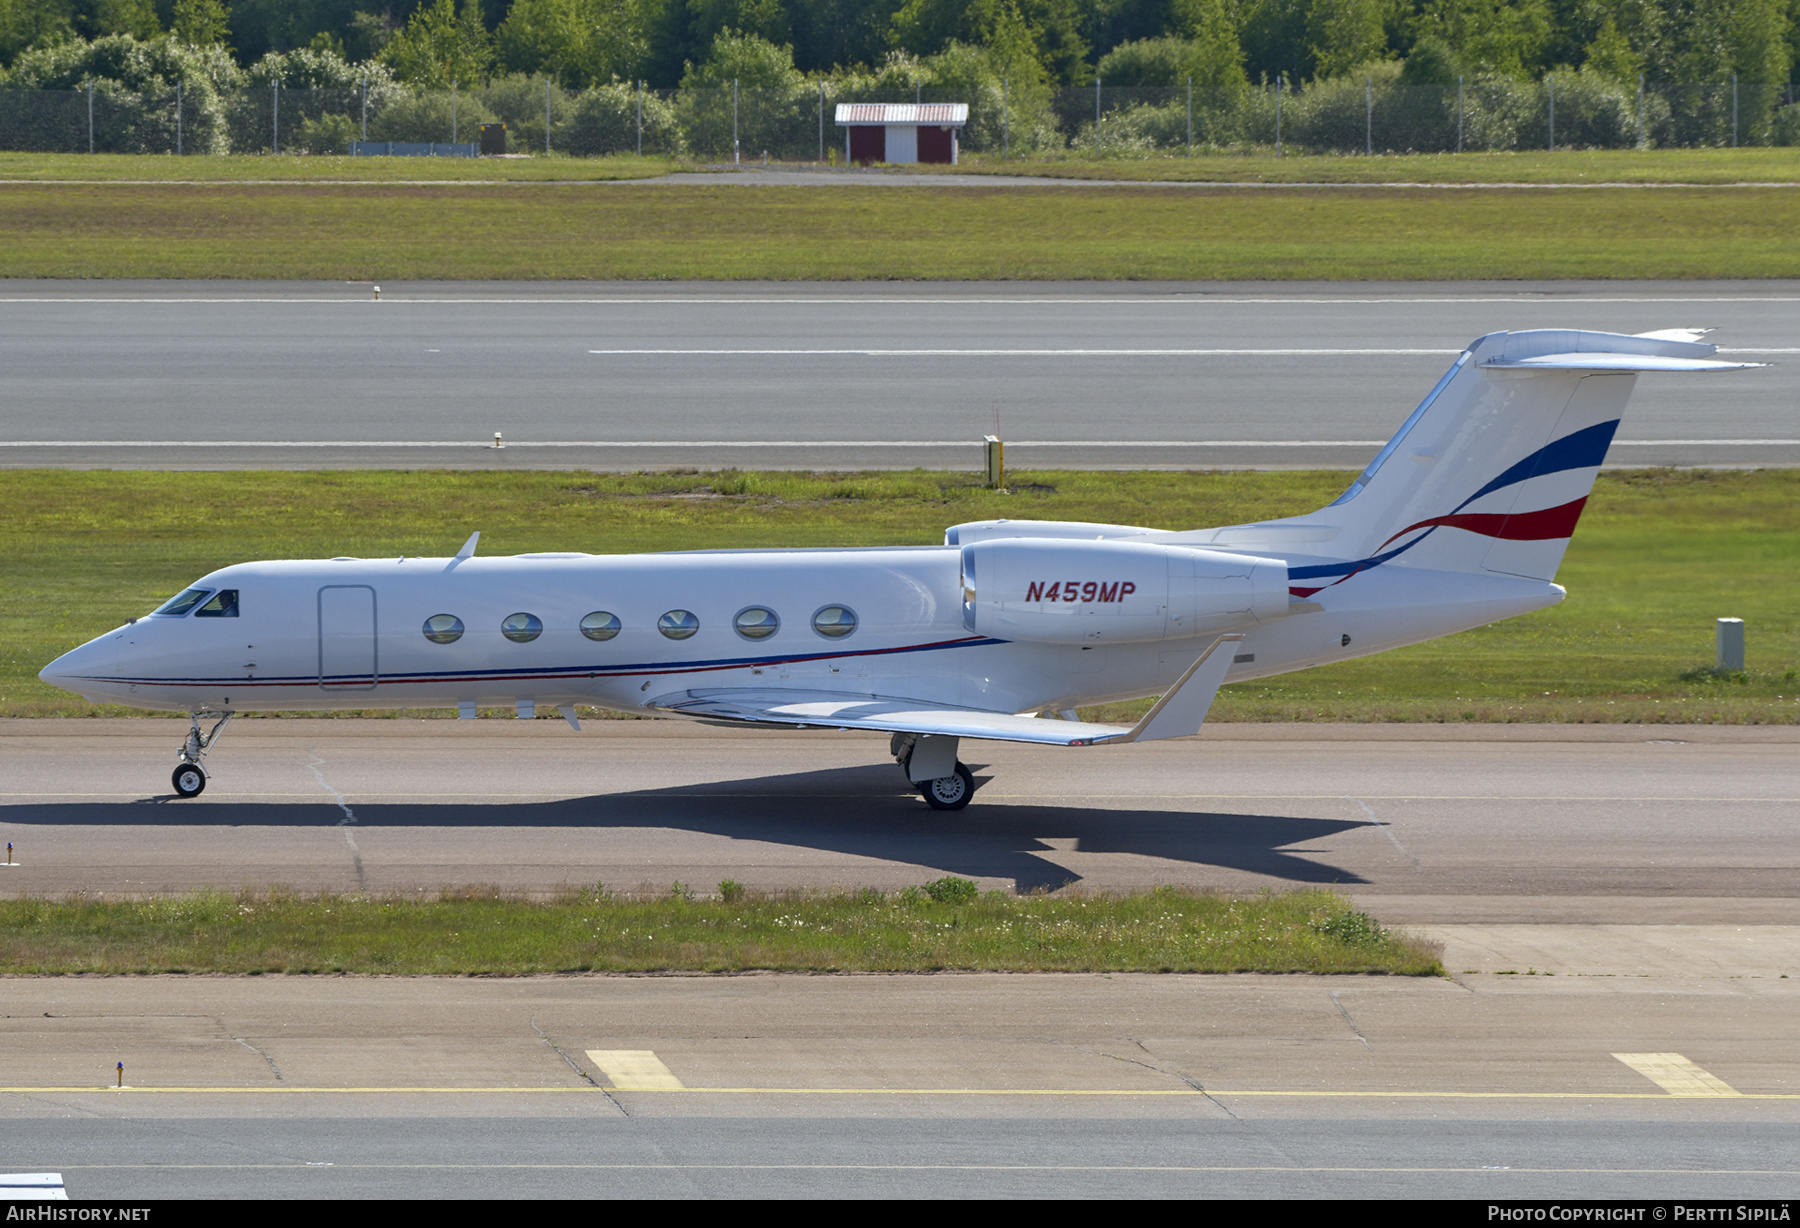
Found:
[891,733,976,811]
[171,710,233,798]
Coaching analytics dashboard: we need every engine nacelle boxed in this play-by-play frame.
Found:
[959,538,1289,644]
[944,519,1169,546]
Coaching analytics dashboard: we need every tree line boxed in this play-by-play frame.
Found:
[1,0,1794,94]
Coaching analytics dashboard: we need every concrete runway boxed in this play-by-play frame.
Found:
[2,279,1795,471]
[3,718,1797,1197]
[3,975,1797,1199]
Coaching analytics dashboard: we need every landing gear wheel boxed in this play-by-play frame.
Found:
[920,762,974,811]
[171,763,206,798]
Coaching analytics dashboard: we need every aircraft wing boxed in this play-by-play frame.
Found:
[649,689,1125,745]
[648,635,1242,746]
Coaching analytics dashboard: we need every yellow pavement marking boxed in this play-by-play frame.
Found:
[1613,1052,1744,1097]
[586,1050,685,1090]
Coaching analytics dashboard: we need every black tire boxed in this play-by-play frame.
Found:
[171,763,206,798]
[921,762,974,811]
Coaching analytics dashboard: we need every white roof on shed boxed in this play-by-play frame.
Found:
[834,103,969,127]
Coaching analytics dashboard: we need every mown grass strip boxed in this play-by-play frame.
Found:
[2,467,1794,724]
[0,885,1441,975]
[0,151,683,183]
[937,147,1800,185]
[3,148,1795,186]
[0,182,1795,281]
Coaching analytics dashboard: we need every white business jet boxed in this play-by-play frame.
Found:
[41,329,1756,807]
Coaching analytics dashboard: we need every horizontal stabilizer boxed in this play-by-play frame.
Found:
[1479,353,1761,372]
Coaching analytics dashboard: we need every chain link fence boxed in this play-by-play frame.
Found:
[2,78,1794,157]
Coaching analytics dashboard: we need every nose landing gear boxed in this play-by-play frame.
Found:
[171,710,233,798]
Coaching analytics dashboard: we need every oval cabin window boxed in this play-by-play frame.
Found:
[580,611,621,641]
[733,607,780,640]
[811,605,858,639]
[658,610,699,640]
[501,612,543,643]
[422,614,464,644]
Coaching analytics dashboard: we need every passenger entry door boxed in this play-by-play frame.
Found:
[318,585,378,690]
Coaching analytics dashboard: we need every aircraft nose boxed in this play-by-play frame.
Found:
[39,635,118,692]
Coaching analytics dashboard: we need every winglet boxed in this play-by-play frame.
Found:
[1102,634,1243,744]
[454,531,480,560]
[557,704,582,731]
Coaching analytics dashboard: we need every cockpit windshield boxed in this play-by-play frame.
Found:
[153,588,212,617]
[194,590,239,618]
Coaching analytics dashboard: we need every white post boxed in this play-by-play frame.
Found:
[1457,75,1464,152]
[176,79,182,155]
[1365,76,1371,155]
[545,79,551,154]
[1547,73,1553,152]
[1275,77,1282,155]
[362,76,367,142]
[637,80,643,154]
[87,80,93,153]
[1716,617,1745,671]
[733,78,739,164]
[1186,75,1192,154]
[818,80,823,162]
[272,81,278,154]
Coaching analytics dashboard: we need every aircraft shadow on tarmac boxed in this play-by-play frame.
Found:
[17,764,1374,893]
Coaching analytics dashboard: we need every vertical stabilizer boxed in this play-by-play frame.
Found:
[1200,330,1759,593]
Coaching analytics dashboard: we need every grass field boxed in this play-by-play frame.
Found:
[0,884,1441,975]
[4,467,1794,724]
[0,151,683,182]
[3,147,1795,185]
[0,180,1797,280]
[938,147,1800,184]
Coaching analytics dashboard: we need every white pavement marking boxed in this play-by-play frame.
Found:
[586,1050,685,1091]
[6,295,1800,305]
[0,1173,68,1200]
[1612,1053,1743,1097]
[5,439,1795,449]
[585,346,1798,357]
[1349,797,1418,868]
[586,347,1462,356]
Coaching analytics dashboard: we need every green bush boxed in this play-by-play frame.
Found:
[558,83,682,156]
[924,876,979,904]
[366,90,494,143]
[292,112,357,154]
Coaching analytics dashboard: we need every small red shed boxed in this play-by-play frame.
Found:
[834,103,969,165]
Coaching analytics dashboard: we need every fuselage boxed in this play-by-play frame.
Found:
[40,544,1565,719]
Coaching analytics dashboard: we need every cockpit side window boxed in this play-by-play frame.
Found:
[153,588,212,617]
[194,589,239,618]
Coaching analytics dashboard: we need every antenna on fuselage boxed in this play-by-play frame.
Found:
[454,531,480,561]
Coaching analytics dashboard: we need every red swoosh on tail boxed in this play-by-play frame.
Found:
[1377,497,1589,551]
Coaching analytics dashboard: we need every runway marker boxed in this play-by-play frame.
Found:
[1613,1052,1743,1097]
[585,1050,685,1090]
